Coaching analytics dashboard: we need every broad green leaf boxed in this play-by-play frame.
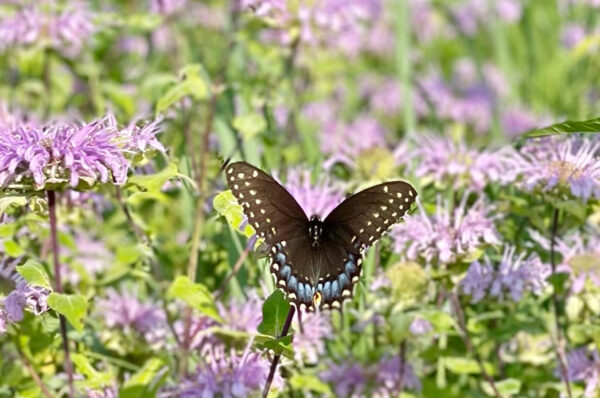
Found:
[3,239,24,257]
[482,378,521,396]
[289,374,333,394]
[257,290,291,338]
[47,293,88,332]
[71,353,113,389]
[0,193,27,214]
[522,116,600,139]
[232,113,267,139]
[120,358,165,398]
[155,65,209,114]
[126,163,178,192]
[16,260,52,290]
[443,357,494,375]
[213,190,256,238]
[261,334,294,358]
[167,276,223,322]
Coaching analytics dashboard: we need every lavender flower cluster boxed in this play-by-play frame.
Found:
[0,114,163,190]
[460,246,551,303]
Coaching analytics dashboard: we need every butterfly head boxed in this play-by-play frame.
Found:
[308,215,324,249]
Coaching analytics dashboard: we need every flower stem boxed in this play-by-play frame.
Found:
[16,343,54,398]
[214,246,251,299]
[549,208,572,398]
[262,305,296,398]
[398,339,407,393]
[450,292,502,398]
[47,190,75,398]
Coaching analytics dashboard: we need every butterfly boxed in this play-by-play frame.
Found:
[226,162,417,311]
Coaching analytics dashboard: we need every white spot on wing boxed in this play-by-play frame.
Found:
[250,189,257,196]
[252,170,258,177]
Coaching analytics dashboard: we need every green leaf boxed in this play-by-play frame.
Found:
[167,276,223,322]
[102,83,136,118]
[257,290,291,338]
[0,193,27,214]
[547,272,570,295]
[155,65,209,114]
[443,357,494,375]
[120,358,165,398]
[522,116,600,139]
[3,239,24,257]
[232,113,267,139]
[289,374,333,394]
[16,260,52,290]
[261,334,294,358]
[126,163,178,192]
[70,353,113,389]
[213,190,256,238]
[47,293,88,332]
[482,378,521,396]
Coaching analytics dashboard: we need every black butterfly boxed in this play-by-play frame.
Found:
[226,162,417,311]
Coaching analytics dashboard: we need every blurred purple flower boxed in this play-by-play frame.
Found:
[217,291,263,334]
[281,168,345,219]
[501,106,539,138]
[0,114,163,190]
[0,2,95,56]
[410,134,518,190]
[376,354,421,394]
[461,246,550,303]
[320,362,367,397]
[294,312,332,363]
[65,232,113,285]
[495,0,522,23]
[410,317,433,336]
[361,77,403,116]
[320,116,387,169]
[393,195,500,265]
[179,342,283,397]
[529,230,600,294]
[560,348,600,397]
[0,258,50,333]
[96,289,166,342]
[516,137,600,202]
[150,0,188,15]
[410,0,445,43]
[561,24,586,49]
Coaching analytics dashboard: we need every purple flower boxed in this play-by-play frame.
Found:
[0,114,163,190]
[320,362,366,397]
[361,77,403,116]
[217,291,263,334]
[501,106,540,138]
[64,232,113,285]
[529,230,600,294]
[393,195,500,265]
[150,0,188,15]
[294,312,332,363]
[375,354,421,394]
[280,168,345,219]
[560,348,600,397]
[410,317,433,336]
[179,342,283,397]
[96,289,166,342]
[0,2,95,56]
[561,24,586,49]
[320,116,388,169]
[0,258,50,333]
[410,134,518,190]
[516,136,600,202]
[461,246,551,303]
[495,0,522,23]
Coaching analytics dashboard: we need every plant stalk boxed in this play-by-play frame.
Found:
[47,190,75,398]
[262,305,296,398]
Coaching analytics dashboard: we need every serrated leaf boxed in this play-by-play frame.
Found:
[258,290,291,338]
[522,116,600,139]
[47,293,88,332]
[167,276,223,322]
[16,260,52,290]
[482,378,521,396]
[120,358,165,398]
[213,190,256,238]
[126,163,178,192]
[0,193,27,214]
[232,113,267,139]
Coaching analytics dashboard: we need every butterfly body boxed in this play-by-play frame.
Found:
[225,162,417,312]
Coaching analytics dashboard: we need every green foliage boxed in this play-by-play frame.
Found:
[47,293,88,332]
[257,290,291,338]
[213,190,256,238]
[167,276,223,322]
[16,260,52,290]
